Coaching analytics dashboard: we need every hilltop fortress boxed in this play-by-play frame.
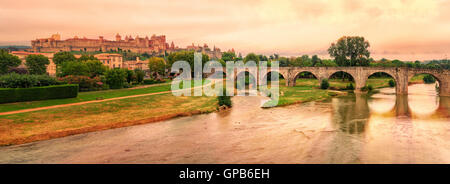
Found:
[31,33,171,54]
[31,33,228,59]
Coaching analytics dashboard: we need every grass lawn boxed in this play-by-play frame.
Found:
[0,79,208,113]
[0,92,217,146]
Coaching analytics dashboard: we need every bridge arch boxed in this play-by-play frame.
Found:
[362,71,398,93]
[289,70,320,87]
[260,71,286,86]
[327,71,356,90]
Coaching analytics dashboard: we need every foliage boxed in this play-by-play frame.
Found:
[25,54,50,75]
[53,51,77,65]
[0,73,60,88]
[328,36,371,66]
[59,61,89,76]
[423,74,436,84]
[218,89,232,107]
[78,54,98,62]
[388,79,395,87]
[143,79,166,85]
[0,49,22,74]
[243,53,259,63]
[58,75,103,91]
[346,83,354,90]
[125,69,135,83]
[85,60,107,77]
[148,57,166,79]
[320,79,330,89]
[0,84,78,104]
[221,52,236,62]
[105,68,127,89]
[134,69,145,83]
[167,50,209,69]
[8,67,28,74]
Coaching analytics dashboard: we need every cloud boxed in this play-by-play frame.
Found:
[0,0,448,60]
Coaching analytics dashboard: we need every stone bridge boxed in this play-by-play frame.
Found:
[222,67,450,96]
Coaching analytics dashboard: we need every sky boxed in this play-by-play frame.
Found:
[0,0,449,61]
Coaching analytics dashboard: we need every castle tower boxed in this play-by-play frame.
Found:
[116,33,121,41]
[170,41,175,49]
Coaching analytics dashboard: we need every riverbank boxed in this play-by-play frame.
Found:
[0,80,216,146]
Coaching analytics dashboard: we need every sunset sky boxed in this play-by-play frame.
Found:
[1,0,449,60]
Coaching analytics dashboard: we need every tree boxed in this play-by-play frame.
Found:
[105,68,127,89]
[60,61,89,76]
[243,53,259,63]
[134,69,145,83]
[167,50,209,69]
[148,57,166,79]
[78,54,98,62]
[53,51,77,65]
[85,60,107,77]
[311,55,321,66]
[25,54,50,75]
[0,49,21,74]
[221,52,236,62]
[328,36,370,66]
[125,69,135,83]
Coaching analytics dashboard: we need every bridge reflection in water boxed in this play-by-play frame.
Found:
[330,88,449,135]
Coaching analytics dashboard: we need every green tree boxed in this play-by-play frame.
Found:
[53,51,77,65]
[148,57,166,79]
[311,55,321,66]
[134,69,145,83]
[25,54,50,75]
[328,36,371,66]
[221,52,236,61]
[125,69,135,83]
[105,68,127,89]
[167,50,209,69]
[243,53,259,63]
[78,54,98,62]
[60,61,89,76]
[85,60,107,77]
[0,49,22,74]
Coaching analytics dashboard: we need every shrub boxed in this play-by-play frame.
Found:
[105,68,127,89]
[423,74,436,84]
[143,79,165,85]
[125,69,135,83]
[0,73,59,88]
[218,89,232,107]
[320,79,329,89]
[58,75,103,91]
[368,85,373,91]
[361,85,374,91]
[0,84,78,104]
[346,83,354,90]
[388,79,395,87]
[134,69,145,83]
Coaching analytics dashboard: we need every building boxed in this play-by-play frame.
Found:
[94,53,124,69]
[32,33,170,54]
[185,43,222,59]
[10,51,57,76]
[124,57,149,71]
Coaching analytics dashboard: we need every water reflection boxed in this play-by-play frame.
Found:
[0,84,448,164]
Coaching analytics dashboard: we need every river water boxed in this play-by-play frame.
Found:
[0,83,448,163]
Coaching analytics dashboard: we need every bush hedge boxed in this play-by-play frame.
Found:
[0,73,61,88]
[143,79,166,85]
[0,84,79,104]
[58,75,103,91]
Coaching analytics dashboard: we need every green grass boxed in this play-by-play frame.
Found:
[0,79,209,113]
[0,92,218,145]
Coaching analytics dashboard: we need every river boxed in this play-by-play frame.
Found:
[0,83,448,163]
